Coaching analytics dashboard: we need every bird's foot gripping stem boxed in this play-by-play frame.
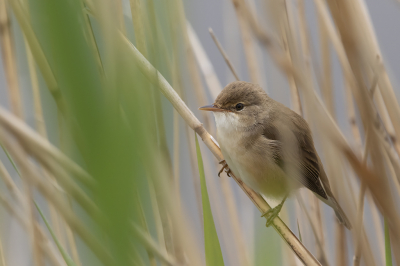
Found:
[218,160,232,177]
[261,196,287,227]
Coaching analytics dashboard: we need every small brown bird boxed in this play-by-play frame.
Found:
[200,81,351,229]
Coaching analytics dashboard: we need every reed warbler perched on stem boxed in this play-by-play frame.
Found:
[200,81,351,229]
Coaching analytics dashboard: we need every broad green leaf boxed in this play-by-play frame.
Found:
[35,202,78,266]
[195,134,224,266]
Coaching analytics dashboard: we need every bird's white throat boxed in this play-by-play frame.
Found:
[213,112,242,132]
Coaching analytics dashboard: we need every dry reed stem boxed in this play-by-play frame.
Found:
[353,131,370,266]
[123,34,322,266]
[145,150,204,266]
[40,241,64,266]
[27,186,44,266]
[231,0,261,84]
[65,224,81,266]
[182,23,214,132]
[37,157,100,219]
[0,236,6,266]
[148,178,168,266]
[0,0,23,118]
[317,9,334,117]
[317,6,400,264]
[202,157,241,266]
[219,172,251,266]
[24,42,46,138]
[344,146,400,232]
[344,81,363,152]
[129,0,147,56]
[384,146,400,199]
[23,24,81,263]
[173,110,180,194]
[80,0,104,78]
[0,194,64,266]
[343,59,382,266]
[335,222,347,266]
[169,10,186,227]
[209,28,240,81]
[0,159,24,203]
[115,0,126,34]
[366,193,385,263]
[316,7,396,224]
[0,130,113,265]
[297,195,329,265]
[2,121,97,221]
[168,8,192,263]
[313,4,350,263]
[0,3,42,262]
[136,192,157,266]
[340,168,377,266]
[183,124,204,226]
[299,0,400,251]
[0,166,66,266]
[280,4,302,116]
[283,9,328,264]
[375,89,400,156]
[282,2,330,262]
[344,156,395,265]
[132,223,177,266]
[8,0,67,114]
[185,48,214,133]
[332,0,400,145]
[0,108,93,188]
[127,1,179,258]
[187,23,222,99]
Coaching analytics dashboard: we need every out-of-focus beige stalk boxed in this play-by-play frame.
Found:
[231,0,261,84]
[209,28,240,81]
[0,0,23,118]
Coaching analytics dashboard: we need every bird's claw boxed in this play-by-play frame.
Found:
[218,160,232,177]
[261,204,283,227]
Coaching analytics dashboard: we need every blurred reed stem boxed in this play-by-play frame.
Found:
[0,125,112,265]
[209,28,240,81]
[8,0,67,114]
[0,237,5,266]
[0,0,23,118]
[231,0,261,84]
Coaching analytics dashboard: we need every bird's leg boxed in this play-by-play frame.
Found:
[218,160,232,177]
[261,195,288,227]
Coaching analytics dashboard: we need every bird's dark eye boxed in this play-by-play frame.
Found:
[235,103,244,111]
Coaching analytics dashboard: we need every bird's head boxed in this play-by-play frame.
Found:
[199,81,268,129]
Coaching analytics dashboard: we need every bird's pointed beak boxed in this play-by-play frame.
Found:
[199,104,224,112]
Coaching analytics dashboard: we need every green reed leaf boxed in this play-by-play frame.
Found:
[35,202,78,266]
[195,134,224,266]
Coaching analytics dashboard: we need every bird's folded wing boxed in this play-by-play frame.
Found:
[262,124,328,200]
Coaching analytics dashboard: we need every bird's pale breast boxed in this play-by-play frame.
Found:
[214,112,296,201]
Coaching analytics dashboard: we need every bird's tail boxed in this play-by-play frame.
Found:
[318,194,352,229]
